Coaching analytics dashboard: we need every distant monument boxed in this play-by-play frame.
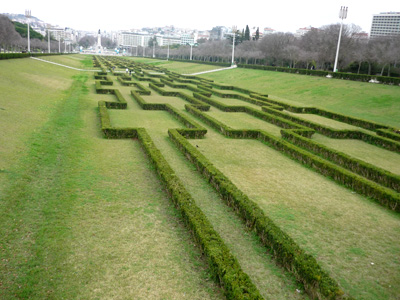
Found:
[97,29,102,53]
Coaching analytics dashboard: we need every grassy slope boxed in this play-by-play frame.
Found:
[111,79,308,299]
[163,65,400,128]
[0,56,223,299]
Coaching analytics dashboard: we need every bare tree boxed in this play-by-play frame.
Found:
[258,32,296,66]
[0,14,23,52]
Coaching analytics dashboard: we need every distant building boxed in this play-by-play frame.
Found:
[294,26,318,37]
[370,12,400,38]
[263,27,276,35]
[50,27,77,43]
[117,31,152,47]
[210,26,228,40]
[180,33,197,45]
[353,32,369,39]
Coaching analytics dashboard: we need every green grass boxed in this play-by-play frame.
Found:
[312,134,400,175]
[2,55,400,300]
[127,58,223,75]
[200,68,400,128]
[188,132,400,300]
[0,57,224,299]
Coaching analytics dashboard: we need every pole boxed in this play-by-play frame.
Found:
[167,39,170,61]
[231,26,236,66]
[59,37,61,53]
[333,6,348,72]
[47,27,50,53]
[25,10,31,52]
[190,44,193,60]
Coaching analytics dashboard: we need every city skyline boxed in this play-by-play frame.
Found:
[2,0,400,34]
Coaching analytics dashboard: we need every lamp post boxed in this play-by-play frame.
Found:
[167,38,170,61]
[153,37,156,58]
[231,25,237,66]
[25,10,31,52]
[333,6,348,72]
[47,24,51,53]
[187,43,193,60]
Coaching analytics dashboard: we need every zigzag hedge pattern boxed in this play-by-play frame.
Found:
[93,55,399,300]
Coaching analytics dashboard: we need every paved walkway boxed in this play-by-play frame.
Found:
[30,57,100,72]
[184,65,237,76]
[31,56,237,75]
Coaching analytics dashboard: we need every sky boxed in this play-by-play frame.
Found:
[1,0,399,34]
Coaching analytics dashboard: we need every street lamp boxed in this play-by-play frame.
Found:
[167,38,170,61]
[333,6,348,72]
[47,24,51,53]
[187,43,193,60]
[153,37,156,58]
[231,25,237,66]
[25,10,31,52]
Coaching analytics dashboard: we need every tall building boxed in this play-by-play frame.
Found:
[370,12,400,38]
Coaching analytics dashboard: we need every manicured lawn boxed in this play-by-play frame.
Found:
[2,55,399,300]
[0,56,223,299]
[200,68,400,128]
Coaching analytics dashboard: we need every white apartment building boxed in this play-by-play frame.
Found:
[118,32,152,47]
[370,12,400,38]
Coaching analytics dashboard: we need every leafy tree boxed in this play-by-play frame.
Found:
[244,25,250,41]
[102,36,116,48]
[148,36,158,47]
[255,27,260,41]
[78,35,96,48]
[13,21,44,40]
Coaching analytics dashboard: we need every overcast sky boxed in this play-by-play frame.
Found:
[1,0,399,33]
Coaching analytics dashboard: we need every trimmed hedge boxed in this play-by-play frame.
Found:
[0,52,67,60]
[130,91,207,138]
[168,128,348,299]
[137,128,263,300]
[192,93,311,131]
[377,128,400,142]
[95,78,127,109]
[98,101,136,138]
[262,106,400,153]
[185,104,400,212]
[281,130,400,193]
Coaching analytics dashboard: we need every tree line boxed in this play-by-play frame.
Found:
[157,24,400,76]
[0,14,73,53]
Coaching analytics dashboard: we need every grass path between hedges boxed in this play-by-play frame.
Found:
[159,63,400,128]
[110,68,400,299]
[0,59,224,299]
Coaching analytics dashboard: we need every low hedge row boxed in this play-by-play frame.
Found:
[251,94,393,133]
[98,101,137,138]
[192,93,307,131]
[210,83,256,95]
[281,130,400,193]
[185,104,400,212]
[95,79,127,109]
[147,83,211,109]
[262,106,400,153]
[136,128,263,299]
[196,87,270,108]
[377,128,400,142]
[0,53,67,60]
[168,127,348,299]
[130,91,207,138]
